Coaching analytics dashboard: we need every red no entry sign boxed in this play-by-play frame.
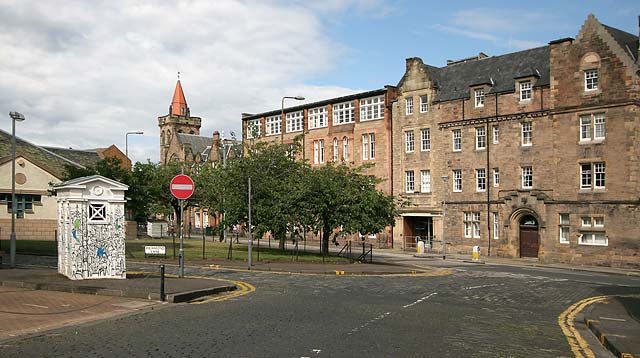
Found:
[170,174,194,199]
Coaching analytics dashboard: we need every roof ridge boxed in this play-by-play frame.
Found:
[438,45,549,70]
[0,128,87,169]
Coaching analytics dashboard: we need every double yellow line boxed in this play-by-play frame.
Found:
[558,295,608,358]
[190,278,256,305]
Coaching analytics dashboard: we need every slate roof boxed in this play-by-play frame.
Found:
[603,24,639,61]
[428,46,550,103]
[176,133,212,155]
[42,146,101,168]
[0,129,100,179]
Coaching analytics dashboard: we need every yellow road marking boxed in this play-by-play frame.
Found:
[127,271,256,304]
[558,295,608,358]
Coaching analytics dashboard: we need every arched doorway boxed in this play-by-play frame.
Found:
[519,215,539,258]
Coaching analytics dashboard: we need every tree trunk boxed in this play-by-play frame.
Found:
[322,224,330,256]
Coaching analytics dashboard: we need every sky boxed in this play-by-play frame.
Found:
[1,0,638,164]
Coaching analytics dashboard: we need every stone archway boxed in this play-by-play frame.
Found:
[508,208,541,258]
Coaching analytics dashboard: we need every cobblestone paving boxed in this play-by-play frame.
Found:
[1,262,638,357]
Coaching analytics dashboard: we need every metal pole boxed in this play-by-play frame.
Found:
[442,175,448,260]
[10,117,17,268]
[248,177,252,270]
[160,264,165,302]
[179,199,184,278]
[125,133,128,158]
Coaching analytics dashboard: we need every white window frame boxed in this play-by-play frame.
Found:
[521,166,533,189]
[360,96,384,121]
[313,140,319,164]
[308,106,328,129]
[195,210,201,229]
[266,115,282,136]
[369,134,375,160]
[464,212,480,238]
[285,111,304,133]
[476,168,486,192]
[585,69,598,91]
[453,169,462,192]
[362,134,369,160]
[405,171,415,193]
[333,101,355,125]
[580,162,605,190]
[492,125,499,144]
[342,137,349,161]
[333,138,339,162]
[579,232,608,246]
[420,170,431,193]
[405,97,413,115]
[319,139,324,164]
[493,213,499,240]
[580,113,605,142]
[559,213,570,244]
[474,89,485,108]
[419,95,428,113]
[493,168,500,187]
[246,119,262,139]
[520,80,532,101]
[421,128,430,151]
[405,130,415,153]
[521,122,532,146]
[476,127,486,150]
[452,129,461,152]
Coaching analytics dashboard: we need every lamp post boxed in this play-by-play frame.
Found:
[281,96,305,143]
[125,131,144,159]
[9,111,25,268]
[441,175,449,260]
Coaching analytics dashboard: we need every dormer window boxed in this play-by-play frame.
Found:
[585,69,598,91]
[474,89,485,108]
[520,81,532,101]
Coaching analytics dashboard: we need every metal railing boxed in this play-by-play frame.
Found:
[403,235,443,254]
[337,241,373,263]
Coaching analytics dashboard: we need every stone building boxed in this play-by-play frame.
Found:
[392,14,639,268]
[241,88,398,247]
[157,80,240,232]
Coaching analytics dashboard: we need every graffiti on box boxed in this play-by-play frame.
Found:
[65,203,126,279]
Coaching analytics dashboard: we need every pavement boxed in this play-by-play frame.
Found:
[1,249,639,355]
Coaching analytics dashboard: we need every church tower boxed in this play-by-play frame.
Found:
[158,79,202,164]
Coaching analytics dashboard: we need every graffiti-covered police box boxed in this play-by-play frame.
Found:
[54,175,129,280]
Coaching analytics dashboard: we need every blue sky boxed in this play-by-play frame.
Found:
[1,0,638,164]
[309,1,639,89]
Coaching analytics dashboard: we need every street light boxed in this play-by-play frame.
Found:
[9,111,25,268]
[281,96,305,143]
[125,131,144,159]
[441,175,449,260]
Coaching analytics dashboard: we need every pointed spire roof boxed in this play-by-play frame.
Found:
[171,80,189,116]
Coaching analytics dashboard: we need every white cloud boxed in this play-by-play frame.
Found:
[0,0,363,164]
[434,7,547,51]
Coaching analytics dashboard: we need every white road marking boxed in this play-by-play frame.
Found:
[403,292,437,308]
[24,304,49,309]
[312,349,321,354]
[464,284,501,290]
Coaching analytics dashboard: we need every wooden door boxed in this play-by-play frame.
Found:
[520,226,539,258]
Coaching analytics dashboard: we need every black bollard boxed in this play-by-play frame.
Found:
[160,264,165,302]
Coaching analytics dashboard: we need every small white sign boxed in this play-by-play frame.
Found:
[144,246,166,255]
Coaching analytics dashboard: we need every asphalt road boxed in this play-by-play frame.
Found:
[1,261,639,358]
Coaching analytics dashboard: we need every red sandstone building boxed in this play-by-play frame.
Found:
[242,15,639,268]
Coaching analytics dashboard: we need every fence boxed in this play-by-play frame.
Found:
[403,236,443,254]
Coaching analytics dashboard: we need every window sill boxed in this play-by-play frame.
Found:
[578,242,608,247]
[475,148,486,152]
[360,117,383,122]
[333,121,355,126]
[582,89,601,97]
[453,149,462,153]
[579,139,605,145]
[559,241,570,245]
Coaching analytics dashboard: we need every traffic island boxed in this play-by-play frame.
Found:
[0,268,236,302]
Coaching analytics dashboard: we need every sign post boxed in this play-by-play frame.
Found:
[170,174,194,278]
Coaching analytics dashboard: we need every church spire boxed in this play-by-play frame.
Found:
[170,78,189,116]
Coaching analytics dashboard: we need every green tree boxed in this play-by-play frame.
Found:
[301,163,396,254]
